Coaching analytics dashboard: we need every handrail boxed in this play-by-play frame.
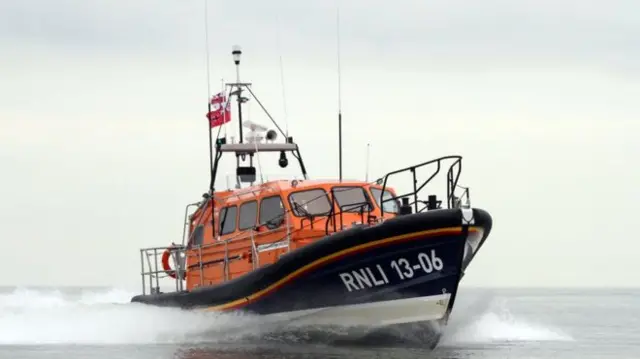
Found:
[214,186,273,202]
[137,178,393,295]
[137,195,382,295]
[144,250,154,293]
[139,250,145,295]
[197,244,204,286]
[250,230,259,269]
[377,155,469,219]
[181,202,202,246]
[179,205,363,270]
[184,224,293,252]
[139,245,189,295]
[181,197,212,248]
[183,190,379,260]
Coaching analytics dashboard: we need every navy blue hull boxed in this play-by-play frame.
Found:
[242,231,466,315]
[131,208,492,319]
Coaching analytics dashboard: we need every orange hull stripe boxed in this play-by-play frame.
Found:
[203,226,480,311]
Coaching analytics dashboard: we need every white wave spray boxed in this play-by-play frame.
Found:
[0,287,575,346]
[0,287,263,345]
[439,293,574,346]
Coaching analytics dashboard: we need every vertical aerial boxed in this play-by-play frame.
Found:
[336,6,343,182]
[365,143,371,182]
[203,0,214,191]
[275,14,289,138]
[202,0,216,240]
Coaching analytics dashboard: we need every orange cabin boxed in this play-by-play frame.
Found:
[181,179,400,290]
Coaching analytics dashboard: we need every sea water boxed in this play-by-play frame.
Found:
[0,286,637,358]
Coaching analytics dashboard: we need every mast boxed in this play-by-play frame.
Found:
[208,46,310,196]
[336,7,343,182]
[203,0,216,240]
[232,45,244,144]
[365,143,370,182]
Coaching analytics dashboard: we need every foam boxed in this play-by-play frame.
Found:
[439,295,574,345]
[0,287,259,345]
[0,287,575,346]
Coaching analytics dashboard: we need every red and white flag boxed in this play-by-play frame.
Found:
[206,92,231,128]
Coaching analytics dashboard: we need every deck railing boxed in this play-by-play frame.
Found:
[138,223,296,295]
[138,156,471,295]
[377,155,472,217]
[139,245,187,295]
[137,204,370,296]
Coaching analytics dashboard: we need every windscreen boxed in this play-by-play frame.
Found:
[332,186,373,213]
[289,189,332,216]
[370,187,399,213]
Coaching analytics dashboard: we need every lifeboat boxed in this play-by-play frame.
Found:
[130,46,493,349]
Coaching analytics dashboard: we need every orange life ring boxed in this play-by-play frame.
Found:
[161,246,185,280]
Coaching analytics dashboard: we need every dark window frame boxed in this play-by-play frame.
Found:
[331,186,374,213]
[259,195,286,230]
[190,224,205,247]
[238,200,258,230]
[287,188,332,217]
[219,205,238,235]
[369,187,400,214]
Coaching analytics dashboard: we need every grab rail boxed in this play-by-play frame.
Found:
[138,245,187,295]
[139,158,470,295]
[377,155,471,218]
[137,202,368,295]
[138,222,295,295]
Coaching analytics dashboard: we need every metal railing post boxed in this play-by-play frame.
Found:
[250,230,257,270]
[171,250,179,293]
[140,249,146,295]
[465,187,471,207]
[224,240,229,281]
[286,211,291,252]
[144,253,154,294]
[198,246,204,286]
[153,249,160,293]
[253,240,260,268]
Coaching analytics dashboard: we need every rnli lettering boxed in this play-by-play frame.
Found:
[338,249,444,292]
[339,265,389,292]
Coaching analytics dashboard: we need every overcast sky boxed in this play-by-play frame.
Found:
[1,0,638,289]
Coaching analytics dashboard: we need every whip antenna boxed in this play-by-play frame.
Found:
[365,143,371,182]
[336,6,343,182]
[276,14,289,137]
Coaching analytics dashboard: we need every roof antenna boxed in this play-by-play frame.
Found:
[336,5,343,182]
[203,0,217,241]
[275,14,289,138]
[365,143,371,182]
[204,0,214,192]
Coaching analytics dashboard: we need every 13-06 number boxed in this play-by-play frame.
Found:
[389,249,443,280]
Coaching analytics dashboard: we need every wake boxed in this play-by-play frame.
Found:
[0,287,573,346]
[439,290,574,346]
[0,287,261,345]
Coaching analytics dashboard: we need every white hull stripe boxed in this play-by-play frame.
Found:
[258,293,451,328]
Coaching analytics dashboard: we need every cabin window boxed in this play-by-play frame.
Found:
[260,195,286,229]
[370,188,399,214]
[238,200,258,230]
[191,224,205,246]
[332,186,373,213]
[289,189,332,216]
[219,205,237,235]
